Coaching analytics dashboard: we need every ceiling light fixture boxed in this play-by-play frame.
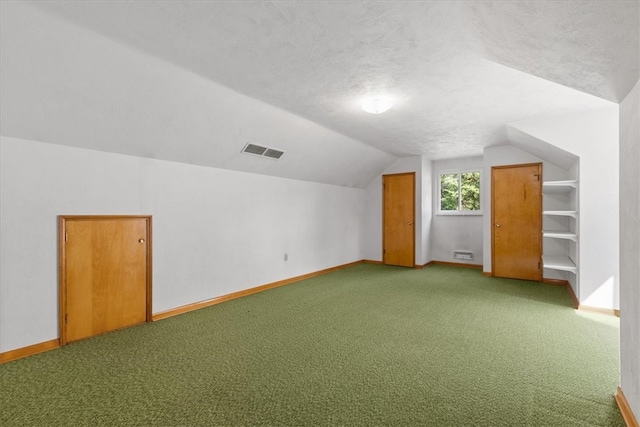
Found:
[361,96,394,114]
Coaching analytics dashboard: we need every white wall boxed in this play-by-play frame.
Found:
[363,156,432,265]
[421,157,433,266]
[619,79,640,419]
[431,157,483,265]
[507,109,620,310]
[0,136,365,353]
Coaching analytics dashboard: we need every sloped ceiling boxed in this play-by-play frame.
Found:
[1,1,637,185]
[467,0,639,104]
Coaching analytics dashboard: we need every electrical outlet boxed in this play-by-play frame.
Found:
[284,253,288,261]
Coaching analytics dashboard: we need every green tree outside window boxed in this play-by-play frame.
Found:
[440,171,481,212]
[440,173,459,211]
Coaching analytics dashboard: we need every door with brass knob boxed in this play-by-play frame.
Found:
[59,215,152,344]
[491,164,542,281]
[383,172,415,267]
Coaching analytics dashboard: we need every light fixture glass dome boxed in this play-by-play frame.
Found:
[362,96,394,114]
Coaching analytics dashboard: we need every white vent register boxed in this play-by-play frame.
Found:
[453,250,474,260]
[242,143,285,160]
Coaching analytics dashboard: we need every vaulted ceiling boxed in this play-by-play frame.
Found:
[1,1,638,186]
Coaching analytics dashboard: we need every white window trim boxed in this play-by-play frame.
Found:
[436,168,483,216]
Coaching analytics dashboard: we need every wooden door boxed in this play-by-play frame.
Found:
[383,173,415,267]
[60,216,151,344]
[492,164,542,281]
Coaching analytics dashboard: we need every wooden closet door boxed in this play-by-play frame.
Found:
[492,164,542,281]
[383,173,415,267]
[61,216,150,343]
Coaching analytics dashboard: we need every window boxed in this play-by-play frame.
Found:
[438,170,481,215]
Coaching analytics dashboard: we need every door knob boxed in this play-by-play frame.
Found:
[408,222,413,225]
[138,239,145,243]
[495,223,501,228]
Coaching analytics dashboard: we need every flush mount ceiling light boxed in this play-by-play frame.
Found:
[361,96,394,114]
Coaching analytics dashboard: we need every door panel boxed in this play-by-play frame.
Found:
[383,173,415,267]
[492,164,542,281]
[63,217,149,343]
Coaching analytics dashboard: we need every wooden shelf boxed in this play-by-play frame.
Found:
[543,255,577,273]
[543,230,577,242]
[543,180,577,195]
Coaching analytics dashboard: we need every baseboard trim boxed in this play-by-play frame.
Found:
[578,304,620,317]
[152,260,364,321]
[565,282,580,309]
[363,260,431,269]
[553,278,619,316]
[428,261,483,269]
[616,386,639,427]
[482,271,492,277]
[542,278,570,286]
[0,338,60,364]
[415,261,433,269]
[363,260,484,270]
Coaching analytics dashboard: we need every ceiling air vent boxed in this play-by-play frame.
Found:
[242,143,268,156]
[241,143,285,160]
[263,148,284,160]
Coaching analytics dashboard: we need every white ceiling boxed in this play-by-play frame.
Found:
[1,0,637,190]
[22,0,636,161]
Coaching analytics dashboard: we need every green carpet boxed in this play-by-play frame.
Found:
[0,264,623,426]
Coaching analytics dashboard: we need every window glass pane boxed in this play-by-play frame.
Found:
[440,173,459,211]
[460,171,480,211]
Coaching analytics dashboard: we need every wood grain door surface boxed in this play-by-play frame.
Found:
[63,217,149,343]
[383,173,415,267]
[492,164,542,281]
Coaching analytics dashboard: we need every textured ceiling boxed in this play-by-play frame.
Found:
[12,1,639,160]
[467,0,639,103]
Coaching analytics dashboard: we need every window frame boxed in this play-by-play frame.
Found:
[436,168,483,216]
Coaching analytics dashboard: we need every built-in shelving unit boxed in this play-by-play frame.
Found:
[542,180,578,277]
[542,210,577,218]
[542,255,577,273]
[542,180,577,193]
[542,230,577,241]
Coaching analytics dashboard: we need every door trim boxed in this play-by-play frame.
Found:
[58,215,153,345]
[382,172,416,267]
[490,163,542,280]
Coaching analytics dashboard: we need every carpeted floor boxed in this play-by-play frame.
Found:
[0,264,623,426]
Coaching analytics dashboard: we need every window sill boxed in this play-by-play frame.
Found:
[436,211,483,217]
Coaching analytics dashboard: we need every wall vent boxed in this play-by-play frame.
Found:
[242,143,285,160]
[453,250,474,260]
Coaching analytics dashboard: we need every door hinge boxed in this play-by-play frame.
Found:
[538,261,541,269]
[534,173,541,181]
[65,314,68,324]
[65,232,68,241]
[383,249,386,255]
